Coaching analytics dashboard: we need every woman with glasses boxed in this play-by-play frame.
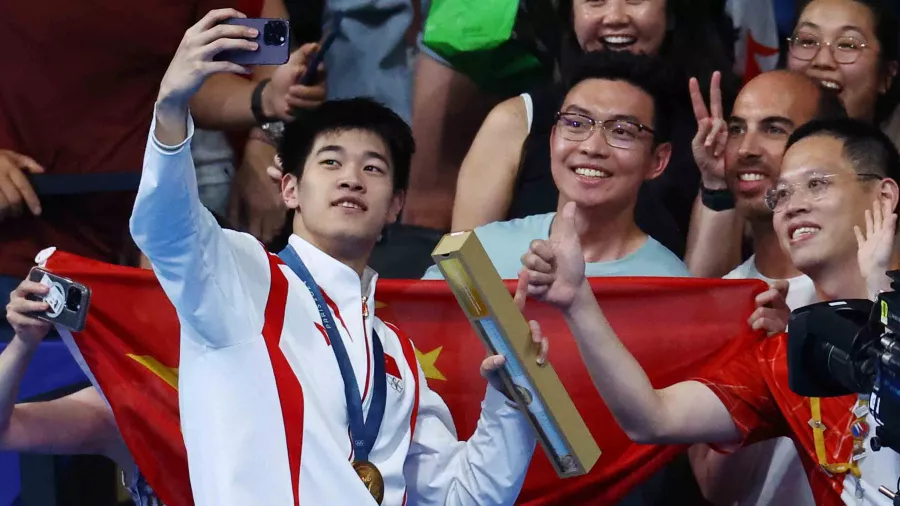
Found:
[786,0,899,145]
[449,0,737,259]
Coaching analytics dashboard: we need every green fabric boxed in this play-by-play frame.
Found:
[422,0,551,95]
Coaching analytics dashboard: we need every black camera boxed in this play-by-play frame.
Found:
[788,270,900,457]
[263,20,288,46]
[65,286,83,312]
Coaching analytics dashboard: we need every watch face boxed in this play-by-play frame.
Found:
[263,122,285,143]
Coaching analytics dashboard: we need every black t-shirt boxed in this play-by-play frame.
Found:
[507,84,701,258]
[283,0,323,44]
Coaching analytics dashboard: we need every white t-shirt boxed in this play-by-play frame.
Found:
[725,255,819,309]
[718,255,818,506]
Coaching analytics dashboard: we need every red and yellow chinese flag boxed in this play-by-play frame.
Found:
[46,251,765,506]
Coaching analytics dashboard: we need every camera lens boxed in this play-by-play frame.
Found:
[263,20,288,46]
[65,287,83,312]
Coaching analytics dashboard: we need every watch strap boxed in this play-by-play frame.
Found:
[700,185,736,211]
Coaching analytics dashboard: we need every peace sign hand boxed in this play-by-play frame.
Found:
[689,71,728,190]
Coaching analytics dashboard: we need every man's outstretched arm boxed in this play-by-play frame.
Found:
[560,280,740,444]
[518,202,790,447]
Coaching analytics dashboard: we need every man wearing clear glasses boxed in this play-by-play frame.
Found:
[771,119,898,302]
[422,51,689,280]
[689,70,848,299]
[686,70,848,506]
[518,117,900,506]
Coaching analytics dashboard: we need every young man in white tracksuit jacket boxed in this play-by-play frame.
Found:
[130,9,545,506]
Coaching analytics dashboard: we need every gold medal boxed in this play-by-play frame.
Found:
[353,460,385,504]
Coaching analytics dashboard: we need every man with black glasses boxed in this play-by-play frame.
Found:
[422,51,690,280]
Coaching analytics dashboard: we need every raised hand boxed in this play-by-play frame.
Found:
[158,9,256,109]
[748,280,790,335]
[518,202,586,309]
[689,71,728,190]
[0,150,44,223]
[854,198,898,299]
[5,280,52,348]
[265,43,327,121]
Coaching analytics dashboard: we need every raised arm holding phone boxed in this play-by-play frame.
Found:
[134,9,544,505]
[191,1,327,244]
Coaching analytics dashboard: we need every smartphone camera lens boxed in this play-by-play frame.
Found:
[65,287,83,312]
[263,20,288,46]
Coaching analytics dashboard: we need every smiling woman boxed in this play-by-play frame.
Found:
[569,0,668,55]
[787,0,900,146]
[559,0,734,99]
[449,0,738,259]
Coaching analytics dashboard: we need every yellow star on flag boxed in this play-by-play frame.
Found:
[374,300,446,381]
[128,354,179,391]
[415,346,446,381]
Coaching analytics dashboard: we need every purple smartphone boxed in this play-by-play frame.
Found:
[213,18,290,66]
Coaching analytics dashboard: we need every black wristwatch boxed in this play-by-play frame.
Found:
[251,78,277,125]
[261,121,285,145]
[700,185,736,211]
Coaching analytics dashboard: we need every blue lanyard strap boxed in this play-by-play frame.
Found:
[278,246,386,462]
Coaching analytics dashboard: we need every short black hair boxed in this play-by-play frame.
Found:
[786,118,900,180]
[557,0,740,110]
[278,98,415,192]
[564,50,672,143]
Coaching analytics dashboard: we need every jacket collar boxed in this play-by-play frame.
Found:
[287,235,378,317]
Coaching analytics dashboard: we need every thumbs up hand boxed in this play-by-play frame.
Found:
[517,202,586,310]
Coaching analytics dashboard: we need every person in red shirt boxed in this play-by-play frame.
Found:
[0,1,325,340]
[519,117,900,505]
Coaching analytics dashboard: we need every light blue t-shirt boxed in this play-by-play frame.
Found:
[421,213,691,280]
